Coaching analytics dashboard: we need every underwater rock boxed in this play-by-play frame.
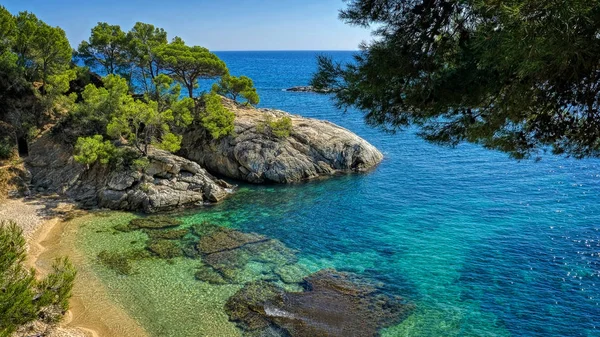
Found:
[194,265,227,285]
[97,250,133,275]
[274,264,310,284]
[145,228,189,240]
[226,281,285,331]
[225,269,412,337]
[197,227,268,254]
[129,216,182,230]
[97,249,151,275]
[190,225,305,285]
[146,239,183,259]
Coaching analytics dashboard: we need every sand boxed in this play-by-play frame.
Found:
[0,197,148,337]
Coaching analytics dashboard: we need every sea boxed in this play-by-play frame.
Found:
[73,51,600,337]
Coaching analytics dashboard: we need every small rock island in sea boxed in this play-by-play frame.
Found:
[27,97,382,213]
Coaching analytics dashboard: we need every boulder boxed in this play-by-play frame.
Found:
[181,99,383,183]
[27,134,233,213]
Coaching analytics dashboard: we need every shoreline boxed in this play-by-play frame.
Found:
[1,197,148,337]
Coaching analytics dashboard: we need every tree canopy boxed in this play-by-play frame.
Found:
[212,75,260,105]
[0,5,246,165]
[155,41,228,98]
[313,0,600,159]
[77,23,128,76]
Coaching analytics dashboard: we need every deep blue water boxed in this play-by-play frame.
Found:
[179,51,600,336]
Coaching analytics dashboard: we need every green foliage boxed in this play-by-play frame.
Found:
[201,93,235,139]
[77,23,128,75]
[70,73,191,156]
[131,157,149,171]
[0,221,76,336]
[314,0,600,159]
[155,41,228,98]
[0,7,15,53]
[106,92,186,155]
[156,132,182,153]
[212,75,259,105]
[31,22,71,84]
[126,22,167,96]
[270,116,293,138]
[73,135,117,165]
[12,11,71,82]
[257,115,293,138]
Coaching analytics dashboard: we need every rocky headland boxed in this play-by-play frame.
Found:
[23,98,382,211]
[181,99,383,184]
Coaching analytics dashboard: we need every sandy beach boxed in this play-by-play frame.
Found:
[0,197,148,337]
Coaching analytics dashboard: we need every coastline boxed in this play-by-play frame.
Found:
[0,197,148,337]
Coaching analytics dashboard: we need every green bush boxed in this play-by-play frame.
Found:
[256,115,293,138]
[0,221,76,337]
[270,116,293,138]
[73,135,118,166]
[201,93,235,139]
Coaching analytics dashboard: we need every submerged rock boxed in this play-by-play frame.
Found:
[225,269,412,337]
[180,98,383,184]
[197,227,268,254]
[144,228,189,240]
[129,216,182,230]
[27,134,232,212]
[191,225,305,285]
[146,239,183,259]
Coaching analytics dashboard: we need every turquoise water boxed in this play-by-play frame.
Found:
[79,51,600,336]
[196,51,598,336]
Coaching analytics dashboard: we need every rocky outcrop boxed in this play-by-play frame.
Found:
[285,85,332,93]
[181,99,383,183]
[225,270,412,337]
[26,134,232,213]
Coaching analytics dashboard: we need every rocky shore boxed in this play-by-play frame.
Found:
[27,135,232,213]
[181,99,383,184]
[23,99,382,211]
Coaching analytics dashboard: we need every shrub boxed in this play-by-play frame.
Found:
[131,157,150,171]
[256,115,293,138]
[270,116,293,138]
[201,93,235,139]
[73,135,118,166]
[0,221,76,336]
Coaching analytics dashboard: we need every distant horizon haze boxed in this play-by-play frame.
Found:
[2,0,373,51]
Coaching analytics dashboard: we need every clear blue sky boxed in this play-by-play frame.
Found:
[3,0,373,51]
